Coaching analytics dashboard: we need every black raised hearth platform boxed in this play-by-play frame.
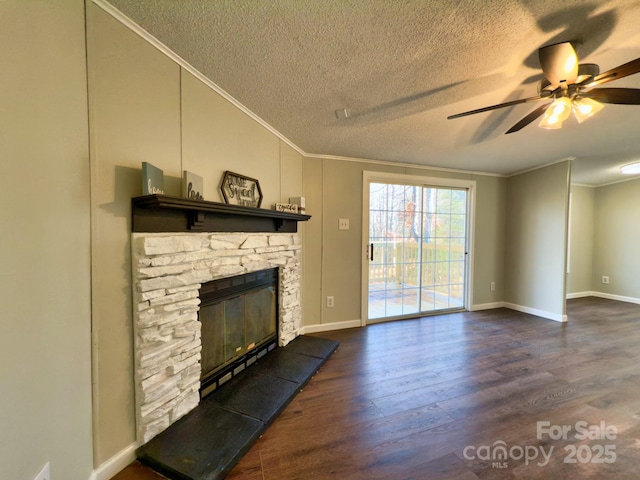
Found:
[136,335,339,480]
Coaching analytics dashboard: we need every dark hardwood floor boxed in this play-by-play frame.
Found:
[112,297,640,479]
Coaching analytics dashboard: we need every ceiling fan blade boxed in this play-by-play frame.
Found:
[539,42,579,87]
[447,95,545,120]
[582,87,640,104]
[505,102,552,134]
[583,57,640,87]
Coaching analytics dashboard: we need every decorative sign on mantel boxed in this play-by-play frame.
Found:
[182,171,204,200]
[142,162,165,195]
[220,171,263,208]
[275,203,299,213]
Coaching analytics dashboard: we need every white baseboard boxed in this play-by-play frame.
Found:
[591,291,640,305]
[503,302,567,322]
[566,291,640,304]
[300,319,362,334]
[566,291,593,299]
[470,302,506,311]
[90,441,138,480]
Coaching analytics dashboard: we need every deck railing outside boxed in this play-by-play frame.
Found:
[369,240,464,291]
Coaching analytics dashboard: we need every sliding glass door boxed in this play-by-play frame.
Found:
[367,179,469,322]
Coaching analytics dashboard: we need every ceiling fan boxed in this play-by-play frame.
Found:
[447,42,640,133]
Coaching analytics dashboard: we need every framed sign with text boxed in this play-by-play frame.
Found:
[220,171,263,208]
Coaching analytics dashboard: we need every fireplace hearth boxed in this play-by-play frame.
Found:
[136,335,339,480]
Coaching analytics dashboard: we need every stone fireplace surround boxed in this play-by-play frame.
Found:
[131,231,302,443]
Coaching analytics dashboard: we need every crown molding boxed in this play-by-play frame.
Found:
[306,153,505,177]
[508,157,575,178]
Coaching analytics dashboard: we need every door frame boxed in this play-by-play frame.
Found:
[361,171,477,326]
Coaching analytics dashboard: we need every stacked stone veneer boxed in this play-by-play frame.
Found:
[131,231,302,443]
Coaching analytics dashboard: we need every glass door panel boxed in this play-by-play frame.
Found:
[368,181,468,321]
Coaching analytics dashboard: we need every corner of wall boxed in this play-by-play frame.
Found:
[90,442,138,480]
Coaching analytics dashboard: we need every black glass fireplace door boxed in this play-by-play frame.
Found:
[199,268,278,396]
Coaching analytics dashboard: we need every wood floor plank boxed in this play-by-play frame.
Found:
[112,298,640,480]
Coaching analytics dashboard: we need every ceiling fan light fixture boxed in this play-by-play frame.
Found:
[620,162,640,175]
[448,44,640,134]
[572,97,604,123]
[538,115,564,129]
[538,97,572,129]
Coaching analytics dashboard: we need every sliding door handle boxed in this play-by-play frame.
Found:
[370,243,374,261]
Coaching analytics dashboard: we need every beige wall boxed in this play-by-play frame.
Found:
[181,69,291,206]
[470,174,507,304]
[593,178,640,299]
[0,1,93,479]
[566,179,640,300]
[86,2,303,464]
[505,161,571,319]
[567,185,595,295]
[302,157,508,327]
[87,4,182,462]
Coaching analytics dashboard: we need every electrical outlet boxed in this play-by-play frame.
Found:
[326,296,334,308]
[602,276,610,284]
[490,281,496,292]
[338,218,350,230]
[34,462,50,480]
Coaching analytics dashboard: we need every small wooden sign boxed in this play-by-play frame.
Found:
[275,203,299,213]
[220,171,263,208]
[142,162,165,195]
[182,171,204,200]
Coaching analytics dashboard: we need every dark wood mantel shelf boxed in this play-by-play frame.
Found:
[132,194,311,233]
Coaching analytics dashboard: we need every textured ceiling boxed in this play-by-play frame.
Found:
[106,0,640,185]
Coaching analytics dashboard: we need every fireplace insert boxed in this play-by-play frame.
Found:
[198,268,278,397]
